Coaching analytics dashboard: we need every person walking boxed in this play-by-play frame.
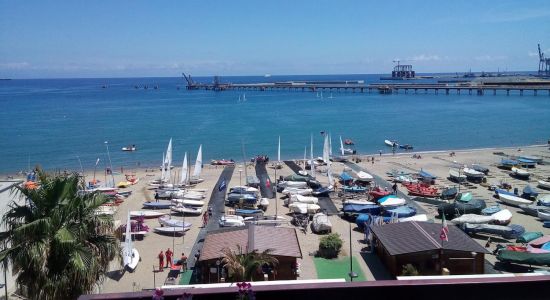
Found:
[165,248,173,268]
[202,211,209,227]
[154,192,159,202]
[158,250,165,271]
[379,150,382,156]
[178,253,188,272]
[392,182,398,195]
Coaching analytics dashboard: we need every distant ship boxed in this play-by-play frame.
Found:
[264,74,272,78]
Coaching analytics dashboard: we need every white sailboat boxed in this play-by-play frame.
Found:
[310,134,315,179]
[190,145,204,184]
[123,212,140,272]
[274,136,282,169]
[242,93,247,101]
[164,138,173,183]
[178,152,188,187]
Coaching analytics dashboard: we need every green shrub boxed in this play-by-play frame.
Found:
[401,264,419,276]
[318,233,343,258]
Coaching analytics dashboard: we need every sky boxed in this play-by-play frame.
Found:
[1,0,550,78]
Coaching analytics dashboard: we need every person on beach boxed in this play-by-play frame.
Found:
[392,183,398,195]
[154,192,159,202]
[202,212,209,227]
[177,253,188,271]
[371,157,375,165]
[165,248,173,268]
[379,150,382,156]
[158,250,165,271]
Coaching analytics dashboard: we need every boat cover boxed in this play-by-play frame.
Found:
[522,185,538,198]
[497,250,550,266]
[340,172,353,182]
[517,232,543,244]
[284,174,310,182]
[383,206,417,218]
[529,235,550,247]
[441,187,457,200]
[343,203,381,215]
[462,223,525,239]
[418,170,436,179]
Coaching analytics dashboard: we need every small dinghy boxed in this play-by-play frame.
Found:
[462,167,485,180]
[462,223,525,239]
[356,171,374,183]
[158,215,192,228]
[311,213,332,234]
[482,204,502,216]
[343,203,381,215]
[492,209,513,225]
[170,205,203,215]
[400,214,428,222]
[343,199,376,205]
[449,169,466,182]
[288,194,319,205]
[538,180,550,190]
[235,208,264,218]
[518,204,548,217]
[122,145,136,151]
[342,185,368,193]
[154,226,189,236]
[143,200,172,209]
[383,205,417,218]
[378,195,406,207]
[522,185,539,200]
[281,187,313,196]
[519,155,543,164]
[219,215,247,227]
[277,180,308,188]
[385,139,398,147]
[171,198,205,206]
[289,203,320,214]
[500,159,519,169]
[441,187,458,200]
[456,192,473,203]
[451,214,495,225]
[130,210,166,219]
[471,164,489,175]
[511,167,530,179]
[369,186,392,200]
[499,193,533,207]
[537,210,550,221]
[312,186,333,197]
[258,198,269,210]
[538,194,550,206]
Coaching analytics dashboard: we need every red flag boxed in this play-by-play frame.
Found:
[440,214,449,242]
[266,179,271,189]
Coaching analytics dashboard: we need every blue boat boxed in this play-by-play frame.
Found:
[378,195,399,203]
[418,169,437,180]
[343,203,381,215]
[471,164,489,175]
[500,159,518,169]
[517,158,537,168]
[312,186,333,197]
[356,214,391,228]
[383,206,417,218]
[522,185,538,200]
[494,188,515,198]
[399,144,413,150]
[339,172,354,183]
[143,200,172,209]
[235,208,264,217]
[482,205,502,215]
[226,193,258,206]
[342,185,367,193]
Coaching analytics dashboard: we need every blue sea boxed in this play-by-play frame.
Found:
[0,74,549,173]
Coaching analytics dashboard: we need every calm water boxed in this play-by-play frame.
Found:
[0,74,549,173]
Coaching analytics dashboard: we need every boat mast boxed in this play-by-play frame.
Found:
[310,134,315,179]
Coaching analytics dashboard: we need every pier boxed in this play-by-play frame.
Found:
[182,74,550,96]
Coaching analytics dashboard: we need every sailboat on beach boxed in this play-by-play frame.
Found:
[123,212,140,272]
[189,145,204,184]
[178,152,189,187]
[274,136,283,169]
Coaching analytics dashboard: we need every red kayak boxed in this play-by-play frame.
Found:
[406,183,440,198]
[369,187,392,200]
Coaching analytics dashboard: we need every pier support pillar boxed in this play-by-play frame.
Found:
[424,88,428,94]
[414,89,418,94]
[457,89,460,95]
[493,89,496,95]
[534,90,537,96]
[445,89,449,95]
[477,89,483,96]
[520,90,523,96]
[507,89,510,96]
[435,89,438,95]
[405,89,408,94]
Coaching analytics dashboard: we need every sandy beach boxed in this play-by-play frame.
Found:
[2,144,549,293]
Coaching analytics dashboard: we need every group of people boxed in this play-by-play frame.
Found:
[157,248,188,272]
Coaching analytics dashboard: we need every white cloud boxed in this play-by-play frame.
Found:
[0,62,31,69]
[408,54,441,62]
[474,55,508,61]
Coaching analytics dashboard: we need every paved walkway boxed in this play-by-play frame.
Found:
[184,166,234,284]
[255,162,274,198]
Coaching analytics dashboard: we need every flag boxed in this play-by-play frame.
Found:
[440,214,449,242]
[266,178,271,189]
[218,179,226,192]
